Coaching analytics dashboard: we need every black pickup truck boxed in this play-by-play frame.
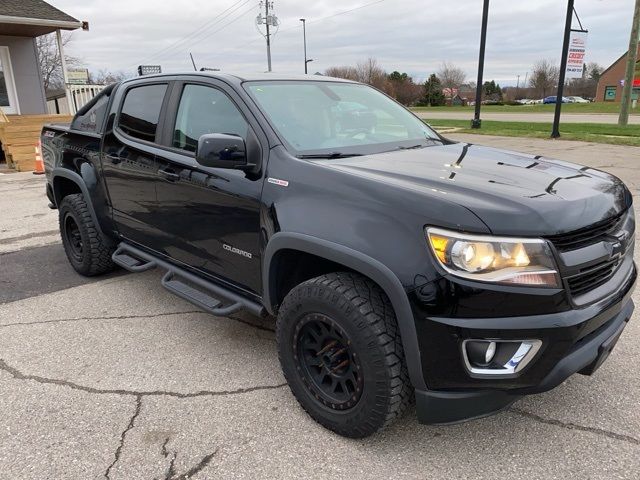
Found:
[41,73,636,438]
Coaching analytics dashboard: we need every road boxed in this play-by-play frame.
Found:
[1,137,639,479]
[414,111,640,124]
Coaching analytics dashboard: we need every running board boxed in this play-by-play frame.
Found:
[112,243,265,317]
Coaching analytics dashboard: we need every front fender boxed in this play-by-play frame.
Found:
[263,231,427,390]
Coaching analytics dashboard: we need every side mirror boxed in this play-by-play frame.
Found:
[195,133,252,170]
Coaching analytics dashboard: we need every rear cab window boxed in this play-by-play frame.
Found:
[117,84,167,142]
[71,88,112,134]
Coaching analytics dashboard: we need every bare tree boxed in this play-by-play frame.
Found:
[326,58,389,92]
[438,62,466,99]
[354,58,388,90]
[89,69,130,85]
[36,32,82,92]
[325,66,359,81]
[529,59,559,98]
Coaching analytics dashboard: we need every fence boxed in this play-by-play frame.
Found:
[47,84,106,115]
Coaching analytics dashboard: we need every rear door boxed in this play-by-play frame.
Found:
[101,81,170,246]
[150,79,265,294]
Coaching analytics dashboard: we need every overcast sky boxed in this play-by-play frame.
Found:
[52,0,636,85]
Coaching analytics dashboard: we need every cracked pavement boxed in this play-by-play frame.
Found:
[1,136,639,479]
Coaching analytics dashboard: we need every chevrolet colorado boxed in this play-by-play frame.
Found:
[41,73,636,438]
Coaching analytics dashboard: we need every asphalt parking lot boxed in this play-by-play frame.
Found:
[1,134,639,479]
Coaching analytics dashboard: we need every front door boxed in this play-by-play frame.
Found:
[152,81,264,294]
[0,46,19,115]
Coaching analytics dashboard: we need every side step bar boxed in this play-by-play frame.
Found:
[112,243,265,317]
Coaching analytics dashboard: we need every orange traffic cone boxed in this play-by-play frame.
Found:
[33,141,45,175]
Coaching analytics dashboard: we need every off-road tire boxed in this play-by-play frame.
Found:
[277,272,413,438]
[59,193,115,276]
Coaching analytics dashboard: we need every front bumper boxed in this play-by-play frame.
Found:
[412,262,636,424]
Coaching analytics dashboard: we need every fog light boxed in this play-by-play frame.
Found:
[462,339,542,376]
[466,340,497,367]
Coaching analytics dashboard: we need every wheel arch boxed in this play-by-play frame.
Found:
[52,168,109,241]
[263,232,426,389]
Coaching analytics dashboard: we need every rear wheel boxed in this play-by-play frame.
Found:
[276,272,413,438]
[59,193,115,276]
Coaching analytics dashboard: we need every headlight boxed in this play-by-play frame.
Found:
[426,227,559,287]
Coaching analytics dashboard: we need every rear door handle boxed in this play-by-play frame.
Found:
[158,168,180,182]
[105,153,121,164]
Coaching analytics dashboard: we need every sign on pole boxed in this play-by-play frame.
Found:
[565,30,588,79]
[67,69,89,85]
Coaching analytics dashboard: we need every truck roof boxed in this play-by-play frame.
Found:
[122,72,356,85]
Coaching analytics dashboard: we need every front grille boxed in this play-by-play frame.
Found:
[547,213,624,252]
[567,258,621,297]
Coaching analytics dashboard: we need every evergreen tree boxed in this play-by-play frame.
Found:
[419,74,445,106]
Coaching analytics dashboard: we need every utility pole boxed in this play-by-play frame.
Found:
[619,0,640,126]
[300,18,308,74]
[516,74,520,98]
[257,2,278,72]
[551,0,575,138]
[472,0,489,129]
[265,1,272,72]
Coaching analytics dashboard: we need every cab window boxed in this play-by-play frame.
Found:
[71,89,111,133]
[173,84,248,153]
[118,84,167,142]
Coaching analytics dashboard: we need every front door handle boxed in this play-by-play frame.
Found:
[158,168,180,182]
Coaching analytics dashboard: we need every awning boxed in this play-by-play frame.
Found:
[0,15,83,37]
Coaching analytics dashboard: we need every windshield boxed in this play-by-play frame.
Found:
[244,80,441,156]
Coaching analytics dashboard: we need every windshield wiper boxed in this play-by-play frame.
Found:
[396,139,445,150]
[397,144,428,150]
[297,152,364,159]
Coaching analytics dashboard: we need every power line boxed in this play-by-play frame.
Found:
[130,0,253,66]
[289,0,388,29]
[228,0,389,52]
[141,0,253,64]
[182,3,258,54]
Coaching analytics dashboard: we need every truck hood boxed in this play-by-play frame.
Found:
[318,142,632,236]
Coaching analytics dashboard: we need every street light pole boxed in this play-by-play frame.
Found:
[551,0,575,138]
[472,0,489,129]
[300,18,308,74]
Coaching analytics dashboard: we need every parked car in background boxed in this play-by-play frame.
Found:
[567,96,590,103]
[543,96,569,104]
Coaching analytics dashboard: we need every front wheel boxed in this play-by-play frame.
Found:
[276,272,413,438]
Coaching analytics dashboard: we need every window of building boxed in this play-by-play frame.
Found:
[604,86,617,102]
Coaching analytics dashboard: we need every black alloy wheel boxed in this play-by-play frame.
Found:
[294,313,363,410]
[63,213,84,262]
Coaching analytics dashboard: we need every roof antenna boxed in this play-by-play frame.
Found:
[189,52,197,71]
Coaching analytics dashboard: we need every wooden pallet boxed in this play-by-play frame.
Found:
[0,114,72,171]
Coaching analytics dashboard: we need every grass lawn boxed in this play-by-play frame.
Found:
[424,119,640,147]
[412,103,639,115]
